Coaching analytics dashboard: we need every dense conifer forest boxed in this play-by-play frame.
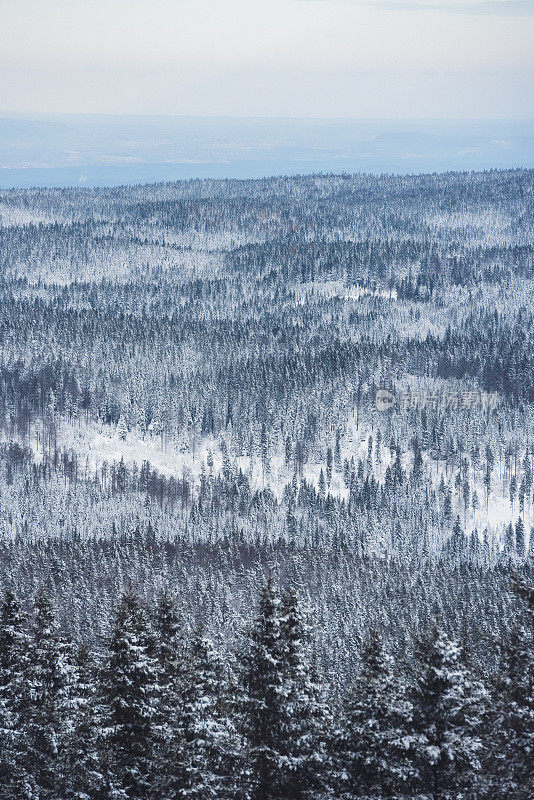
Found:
[0,169,533,798]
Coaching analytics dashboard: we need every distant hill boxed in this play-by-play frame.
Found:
[0,115,532,187]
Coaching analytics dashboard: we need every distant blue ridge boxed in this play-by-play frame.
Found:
[0,116,532,188]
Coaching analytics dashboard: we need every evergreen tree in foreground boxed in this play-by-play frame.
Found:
[0,589,32,799]
[411,621,488,800]
[63,644,104,800]
[21,588,73,800]
[99,590,158,799]
[154,628,239,800]
[278,586,333,800]
[238,580,332,800]
[338,628,415,799]
[511,567,534,618]
[487,619,534,799]
[151,590,187,762]
[239,578,290,800]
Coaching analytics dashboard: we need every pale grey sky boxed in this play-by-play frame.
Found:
[0,0,533,117]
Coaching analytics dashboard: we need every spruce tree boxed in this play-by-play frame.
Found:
[278,586,333,800]
[154,629,239,800]
[487,622,534,799]
[338,628,415,799]
[515,517,525,559]
[411,622,488,799]
[238,578,289,800]
[152,591,186,755]
[22,587,73,800]
[99,590,158,799]
[63,643,104,800]
[511,569,534,617]
[0,589,32,799]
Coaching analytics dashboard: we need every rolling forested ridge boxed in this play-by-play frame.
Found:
[0,169,533,799]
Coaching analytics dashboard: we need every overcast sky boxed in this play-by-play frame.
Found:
[0,0,533,118]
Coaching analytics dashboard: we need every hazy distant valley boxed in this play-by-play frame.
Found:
[1,168,532,639]
[1,115,533,187]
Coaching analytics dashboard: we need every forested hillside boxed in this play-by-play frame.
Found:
[0,169,532,798]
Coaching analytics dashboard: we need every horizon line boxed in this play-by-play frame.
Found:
[1,112,534,123]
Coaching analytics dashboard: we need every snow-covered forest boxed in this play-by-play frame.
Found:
[0,168,533,798]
